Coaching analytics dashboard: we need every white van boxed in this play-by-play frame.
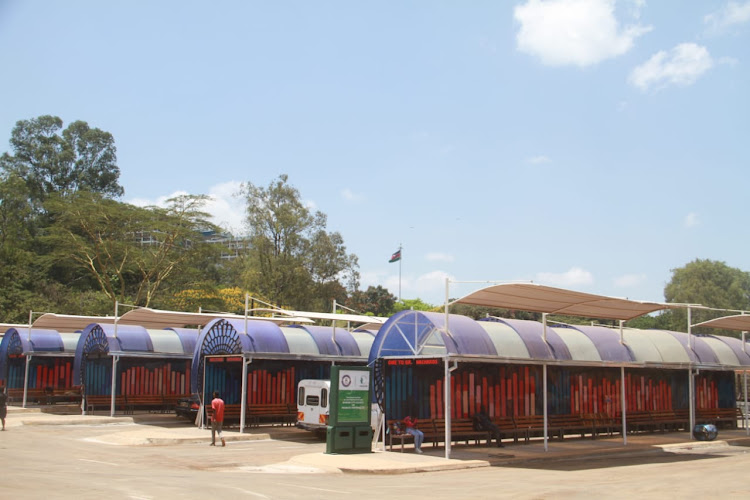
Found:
[296,379,330,432]
[296,379,382,436]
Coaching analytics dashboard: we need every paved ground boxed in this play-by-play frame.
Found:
[2,406,750,499]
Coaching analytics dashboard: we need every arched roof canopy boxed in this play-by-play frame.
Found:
[367,310,496,364]
[368,312,750,369]
[0,328,81,382]
[191,318,373,393]
[73,324,198,386]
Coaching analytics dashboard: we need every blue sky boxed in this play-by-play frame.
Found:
[1,1,748,306]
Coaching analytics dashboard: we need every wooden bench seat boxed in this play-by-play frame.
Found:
[624,411,654,433]
[648,410,688,433]
[493,416,524,444]
[697,407,743,429]
[431,418,492,447]
[126,394,170,413]
[247,403,296,427]
[549,414,594,440]
[85,395,129,414]
[387,419,415,452]
[6,388,80,405]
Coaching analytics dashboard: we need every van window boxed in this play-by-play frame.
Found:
[306,395,320,406]
[321,388,328,408]
[298,387,305,406]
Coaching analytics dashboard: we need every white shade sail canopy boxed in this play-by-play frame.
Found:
[454,283,679,321]
[693,314,750,331]
[117,308,314,328]
[30,309,314,332]
[250,307,387,325]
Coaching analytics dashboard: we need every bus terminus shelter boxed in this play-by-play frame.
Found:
[0,327,81,406]
[192,317,378,432]
[368,283,750,458]
[73,322,200,414]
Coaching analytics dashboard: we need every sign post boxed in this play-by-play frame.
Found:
[326,366,372,454]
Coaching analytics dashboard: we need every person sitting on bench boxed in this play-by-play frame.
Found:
[473,407,504,447]
[403,415,424,453]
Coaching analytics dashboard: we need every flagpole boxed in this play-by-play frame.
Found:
[398,244,402,302]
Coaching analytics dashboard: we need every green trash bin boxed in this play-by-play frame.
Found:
[326,425,354,454]
[353,425,373,450]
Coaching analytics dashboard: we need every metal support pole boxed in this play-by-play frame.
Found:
[201,360,207,429]
[332,299,337,346]
[744,369,748,435]
[240,357,250,434]
[687,307,694,439]
[689,367,695,439]
[444,358,458,459]
[744,332,748,434]
[444,278,452,459]
[110,355,119,417]
[22,355,31,408]
[244,294,249,339]
[542,313,548,452]
[543,363,548,452]
[621,366,627,445]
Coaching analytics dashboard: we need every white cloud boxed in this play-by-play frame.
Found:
[614,273,646,287]
[127,180,247,235]
[684,212,700,228]
[413,270,454,296]
[536,267,594,287]
[527,155,551,164]
[514,0,651,67]
[426,252,455,263]
[704,1,750,33]
[341,188,365,202]
[629,43,713,92]
[361,269,453,304]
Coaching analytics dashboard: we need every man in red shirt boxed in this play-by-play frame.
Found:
[210,391,226,447]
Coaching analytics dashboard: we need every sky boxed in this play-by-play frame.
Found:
[1,0,749,307]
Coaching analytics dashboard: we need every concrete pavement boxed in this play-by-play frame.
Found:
[6,405,750,475]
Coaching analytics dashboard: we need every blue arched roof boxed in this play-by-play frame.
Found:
[191,318,374,393]
[73,323,198,386]
[367,310,497,364]
[0,328,80,383]
[367,311,750,369]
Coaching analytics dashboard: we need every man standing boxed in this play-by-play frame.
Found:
[0,386,7,431]
[210,391,226,447]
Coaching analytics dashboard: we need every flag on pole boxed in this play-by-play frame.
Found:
[389,248,401,263]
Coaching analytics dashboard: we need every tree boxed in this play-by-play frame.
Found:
[393,298,437,313]
[662,259,750,336]
[44,192,219,307]
[0,115,123,207]
[241,174,359,310]
[347,285,397,316]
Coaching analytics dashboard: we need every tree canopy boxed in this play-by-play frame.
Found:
[240,174,359,311]
[0,115,123,207]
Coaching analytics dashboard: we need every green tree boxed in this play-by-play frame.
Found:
[662,259,750,336]
[0,115,123,207]
[44,192,219,307]
[241,174,359,310]
[0,171,46,321]
[393,298,437,312]
[346,285,397,316]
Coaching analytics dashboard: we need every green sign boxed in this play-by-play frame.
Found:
[337,369,370,422]
[328,366,372,426]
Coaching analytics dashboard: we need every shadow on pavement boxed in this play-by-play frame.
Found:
[495,450,718,471]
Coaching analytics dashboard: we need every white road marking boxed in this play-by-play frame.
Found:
[227,486,270,498]
[277,482,352,494]
[79,458,119,466]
